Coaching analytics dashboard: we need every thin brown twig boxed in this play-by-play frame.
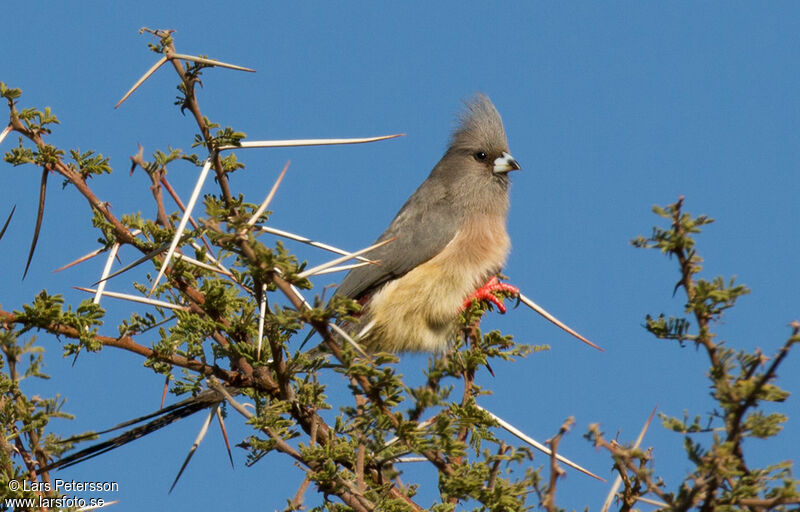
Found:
[0,309,253,389]
[353,394,370,494]
[448,323,479,507]
[543,417,574,512]
[727,324,799,446]
[486,441,508,491]
[289,475,311,511]
[130,148,171,228]
[591,430,673,506]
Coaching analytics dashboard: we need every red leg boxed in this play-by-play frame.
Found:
[462,276,519,314]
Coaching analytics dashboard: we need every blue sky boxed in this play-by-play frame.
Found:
[3,2,799,510]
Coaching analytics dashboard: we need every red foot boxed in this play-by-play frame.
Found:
[462,277,519,314]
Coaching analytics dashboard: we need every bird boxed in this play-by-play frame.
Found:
[336,94,521,353]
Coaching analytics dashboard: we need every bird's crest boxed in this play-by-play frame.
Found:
[450,94,508,153]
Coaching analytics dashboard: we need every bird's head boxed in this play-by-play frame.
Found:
[434,94,520,202]
[443,94,520,186]
[428,94,520,213]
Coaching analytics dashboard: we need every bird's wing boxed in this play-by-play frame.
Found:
[336,179,459,299]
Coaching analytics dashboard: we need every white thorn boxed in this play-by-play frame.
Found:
[169,406,216,492]
[634,496,669,507]
[218,133,403,151]
[475,404,604,481]
[246,161,290,227]
[298,237,394,279]
[257,283,268,360]
[518,292,603,351]
[356,319,376,340]
[273,267,312,310]
[189,241,231,274]
[305,261,373,276]
[77,499,120,511]
[93,243,121,305]
[169,53,256,73]
[259,225,375,263]
[53,246,106,273]
[116,55,168,108]
[208,380,255,420]
[149,159,212,296]
[54,229,141,274]
[75,287,190,311]
[0,124,12,145]
[173,252,233,276]
[384,416,437,448]
[328,322,368,358]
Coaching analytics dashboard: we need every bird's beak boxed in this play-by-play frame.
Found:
[493,151,521,174]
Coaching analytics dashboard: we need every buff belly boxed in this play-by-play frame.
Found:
[357,215,510,352]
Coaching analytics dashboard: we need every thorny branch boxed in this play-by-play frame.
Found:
[610,197,800,510]
[9,28,798,512]
[1,30,436,509]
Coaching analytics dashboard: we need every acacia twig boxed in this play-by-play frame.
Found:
[543,417,574,512]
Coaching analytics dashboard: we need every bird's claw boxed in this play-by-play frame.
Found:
[463,276,519,314]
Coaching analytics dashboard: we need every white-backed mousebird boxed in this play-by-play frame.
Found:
[336,94,521,352]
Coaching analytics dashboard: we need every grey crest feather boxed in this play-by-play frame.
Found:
[450,93,507,155]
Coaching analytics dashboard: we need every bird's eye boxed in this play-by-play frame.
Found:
[474,151,487,161]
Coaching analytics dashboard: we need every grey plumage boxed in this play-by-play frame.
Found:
[337,94,520,352]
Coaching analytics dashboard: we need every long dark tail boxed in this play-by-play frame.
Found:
[41,388,225,472]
